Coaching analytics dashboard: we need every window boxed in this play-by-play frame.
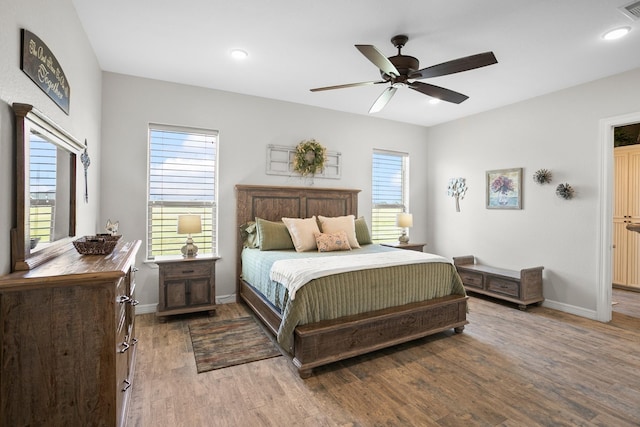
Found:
[147,124,218,259]
[371,150,409,242]
[30,136,57,244]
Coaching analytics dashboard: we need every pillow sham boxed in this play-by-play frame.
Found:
[282,216,320,252]
[317,215,360,249]
[239,221,259,248]
[314,231,351,252]
[255,217,294,251]
[354,216,373,245]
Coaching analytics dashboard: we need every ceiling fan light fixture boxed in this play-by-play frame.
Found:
[230,49,249,59]
[429,98,441,105]
[602,27,631,40]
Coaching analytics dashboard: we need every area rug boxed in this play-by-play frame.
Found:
[189,316,282,373]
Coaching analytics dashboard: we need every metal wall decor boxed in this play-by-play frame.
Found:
[81,139,90,203]
[555,183,574,200]
[533,168,552,184]
[447,177,468,212]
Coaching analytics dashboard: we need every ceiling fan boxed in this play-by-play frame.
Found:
[310,35,498,113]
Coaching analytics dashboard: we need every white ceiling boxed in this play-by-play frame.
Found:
[71,0,639,127]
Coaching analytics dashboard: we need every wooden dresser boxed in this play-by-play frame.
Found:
[0,240,141,427]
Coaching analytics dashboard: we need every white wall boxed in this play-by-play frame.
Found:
[0,0,102,275]
[426,67,640,316]
[100,72,430,310]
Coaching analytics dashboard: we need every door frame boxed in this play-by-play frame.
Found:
[598,111,640,322]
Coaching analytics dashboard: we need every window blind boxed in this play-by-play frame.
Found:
[147,124,218,258]
[372,150,409,242]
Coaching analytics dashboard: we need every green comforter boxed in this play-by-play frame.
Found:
[241,245,466,353]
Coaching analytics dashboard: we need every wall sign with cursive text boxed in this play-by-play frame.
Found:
[20,29,71,114]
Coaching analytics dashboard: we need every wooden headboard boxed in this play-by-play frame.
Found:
[235,185,360,296]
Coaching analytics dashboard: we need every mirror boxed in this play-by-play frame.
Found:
[12,103,84,271]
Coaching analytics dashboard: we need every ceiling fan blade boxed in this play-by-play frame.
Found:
[409,52,497,80]
[310,80,386,92]
[409,81,469,104]
[355,45,400,77]
[369,86,397,113]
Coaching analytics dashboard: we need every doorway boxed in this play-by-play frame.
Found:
[598,112,640,323]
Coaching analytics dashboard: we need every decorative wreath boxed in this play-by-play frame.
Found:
[293,139,327,176]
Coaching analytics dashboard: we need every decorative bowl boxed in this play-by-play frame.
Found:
[73,235,120,255]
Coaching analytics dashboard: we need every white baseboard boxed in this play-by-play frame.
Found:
[134,293,238,316]
[541,299,598,320]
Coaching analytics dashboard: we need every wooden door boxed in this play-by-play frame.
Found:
[627,148,640,288]
[613,145,640,288]
[613,149,629,285]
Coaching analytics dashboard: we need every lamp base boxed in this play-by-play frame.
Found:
[181,236,198,258]
[398,231,409,244]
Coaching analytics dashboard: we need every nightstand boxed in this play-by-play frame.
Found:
[155,254,219,320]
[380,242,426,252]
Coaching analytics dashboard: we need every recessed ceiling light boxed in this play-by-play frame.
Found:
[602,26,631,40]
[230,49,248,60]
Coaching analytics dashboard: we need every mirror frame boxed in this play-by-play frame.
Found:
[11,103,85,271]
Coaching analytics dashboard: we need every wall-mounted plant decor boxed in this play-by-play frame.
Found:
[555,183,574,200]
[293,139,327,176]
[447,177,467,212]
[486,168,522,209]
[533,168,552,184]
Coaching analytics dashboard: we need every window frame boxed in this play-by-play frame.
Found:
[371,149,410,243]
[146,123,219,260]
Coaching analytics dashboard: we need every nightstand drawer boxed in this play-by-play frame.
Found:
[162,262,211,279]
[458,270,483,289]
[487,277,519,297]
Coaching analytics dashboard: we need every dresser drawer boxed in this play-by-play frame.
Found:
[161,262,211,279]
[487,277,519,297]
[458,270,484,289]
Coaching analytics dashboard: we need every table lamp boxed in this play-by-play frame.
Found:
[397,212,413,244]
[177,214,202,257]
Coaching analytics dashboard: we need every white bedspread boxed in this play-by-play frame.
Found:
[269,250,450,300]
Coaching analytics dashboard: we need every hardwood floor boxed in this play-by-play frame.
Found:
[612,287,640,319]
[127,296,640,427]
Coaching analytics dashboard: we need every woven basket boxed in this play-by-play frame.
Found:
[73,235,120,255]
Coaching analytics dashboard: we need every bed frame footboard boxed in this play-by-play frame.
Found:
[292,295,468,378]
[241,280,467,378]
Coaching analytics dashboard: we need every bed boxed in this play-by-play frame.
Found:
[236,185,468,378]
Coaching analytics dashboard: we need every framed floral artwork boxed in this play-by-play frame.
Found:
[486,168,522,209]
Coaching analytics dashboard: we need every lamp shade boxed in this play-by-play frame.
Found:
[397,212,413,228]
[177,215,202,234]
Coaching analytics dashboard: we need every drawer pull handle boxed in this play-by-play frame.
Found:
[182,269,194,274]
[122,379,131,392]
[117,295,130,304]
[119,341,130,353]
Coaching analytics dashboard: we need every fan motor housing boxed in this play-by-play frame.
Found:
[381,55,419,81]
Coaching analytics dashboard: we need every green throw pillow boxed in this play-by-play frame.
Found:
[354,217,373,245]
[256,217,294,250]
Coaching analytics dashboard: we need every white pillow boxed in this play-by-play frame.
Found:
[317,215,360,249]
[282,216,320,252]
